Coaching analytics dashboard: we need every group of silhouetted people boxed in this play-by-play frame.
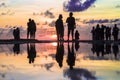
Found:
[12,18,36,40]
[12,13,119,41]
[91,24,119,41]
[55,12,80,41]
[27,18,36,39]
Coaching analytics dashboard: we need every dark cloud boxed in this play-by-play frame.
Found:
[115,5,120,8]
[75,18,81,21]
[43,10,55,18]
[110,19,120,23]
[64,68,96,80]
[83,19,120,24]
[63,0,96,12]
[49,21,55,27]
[0,2,7,7]
[0,10,15,16]
[33,9,55,19]
[90,4,96,8]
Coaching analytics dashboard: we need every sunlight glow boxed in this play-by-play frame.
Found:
[51,34,57,38]
[52,42,57,46]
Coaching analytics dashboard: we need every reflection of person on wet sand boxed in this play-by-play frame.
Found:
[112,43,119,60]
[13,43,20,55]
[27,43,36,64]
[75,41,80,51]
[55,42,64,68]
[67,43,76,70]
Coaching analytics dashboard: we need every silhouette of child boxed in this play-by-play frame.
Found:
[75,30,80,40]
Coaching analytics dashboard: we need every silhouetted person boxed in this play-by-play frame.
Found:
[67,43,76,70]
[27,18,32,39]
[75,41,80,51]
[91,26,96,40]
[66,12,76,40]
[16,27,20,40]
[13,27,20,40]
[13,27,17,40]
[31,20,36,39]
[27,19,36,39]
[100,25,105,40]
[55,42,64,68]
[27,43,36,64]
[75,30,80,41]
[13,43,20,55]
[105,27,109,40]
[55,14,64,40]
[108,27,111,40]
[112,24,119,40]
[95,24,101,40]
[112,43,119,59]
[105,27,110,40]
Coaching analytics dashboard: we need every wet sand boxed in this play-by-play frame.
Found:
[0,39,120,44]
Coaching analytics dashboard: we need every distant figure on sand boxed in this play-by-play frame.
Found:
[75,30,80,40]
[112,24,119,40]
[13,27,20,40]
[27,18,36,39]
[66,12,76,40]
[55,14,64,40]
[91,26,96,40]
[105,27,111,40]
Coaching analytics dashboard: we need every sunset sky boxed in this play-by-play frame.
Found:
[0,0,120,40]
[0,0,120,28]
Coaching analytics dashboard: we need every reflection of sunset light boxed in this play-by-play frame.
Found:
[52,42,57,46]
[51,35,57,38]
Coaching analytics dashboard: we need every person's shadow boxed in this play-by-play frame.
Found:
[27,43,36,64]
[55,42,64,68]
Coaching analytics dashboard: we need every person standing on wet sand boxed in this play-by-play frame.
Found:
[66,12,76,41]
[13,27,20,40]
[55,14,64,40]
[75,30,80,41]
[91,26,96,40]
[112,24,119,41]
[27,18,36,39]
[27,18,32,39]
[31,20,36,39]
